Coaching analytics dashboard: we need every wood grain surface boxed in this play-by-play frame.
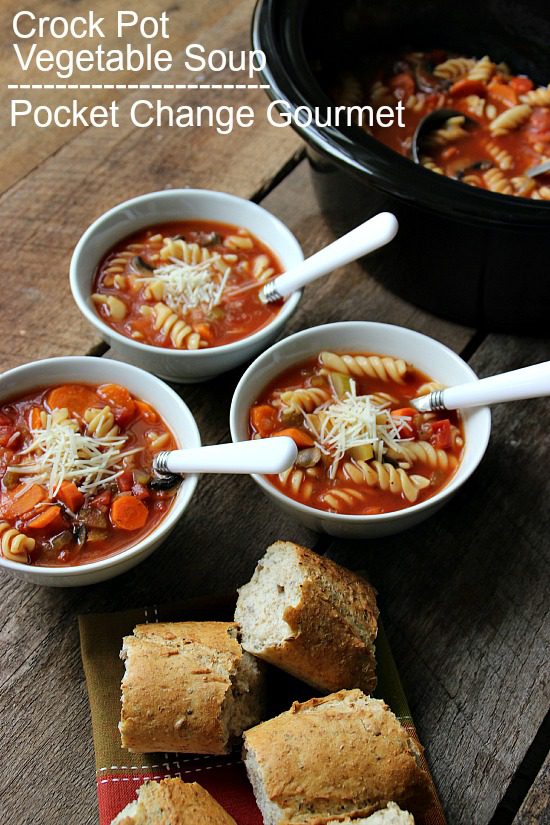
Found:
[1,1,549,824]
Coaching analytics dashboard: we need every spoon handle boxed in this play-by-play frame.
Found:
[414,361,550,412]
[154,437,298,475]
[261,212,398,303]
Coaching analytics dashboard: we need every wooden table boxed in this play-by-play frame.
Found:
[1,2,548,823]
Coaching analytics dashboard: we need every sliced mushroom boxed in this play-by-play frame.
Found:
[77,507,108,530]
[149,472,181,492]
[296,446,322,468]
[195,231,222,247]
[73,523,87,548]
[130,255,154,275]
[87,529,108,543]
[49,530,73,552]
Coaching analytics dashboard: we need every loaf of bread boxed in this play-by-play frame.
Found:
[329,803,414,824]
[119,621,264,754]
[111,778,237,824]
[235,541,379,693]
[243,689,434,824]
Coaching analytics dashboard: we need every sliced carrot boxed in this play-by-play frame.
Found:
[98,384,136,426]
[1,483,48,518]
[250,405,277,437]
[27,505,65,532]
[110,495,149,531]
[487,78,518,106]
[449,78,487,98]
[391,407,417,418]
[510,76,533,95]
[47,384,99,417]
[135,400,158,423]
[272,428,314,449]
[195,323,214,343]
[56,480,84,513]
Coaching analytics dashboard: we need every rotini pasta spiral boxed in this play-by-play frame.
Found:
[84,406,119,439]
[483,168,514,195]
[153,302,193,349]
[426,116,468,148]
[278,387,330,413]
[489,104,532,137]
[278,468,313,499]
[387,441,458,470]
[420,156,445,175]
[484,141,514,171]
[342,460,430,503]
[520,85,550,107]
[433,57,475,80]
[416,381,445,396]
[467,55,495,83]
[0,521,34,563]
[321,487,365,511]
[160,238,214,264]
[319,352,409,384]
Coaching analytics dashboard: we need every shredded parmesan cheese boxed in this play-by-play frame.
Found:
[7,413,141,496]
[305,381,414,478]
[136,256,231,315]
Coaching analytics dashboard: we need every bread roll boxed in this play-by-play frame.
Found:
[119,621,264,754]
[243,689,434,824]
[329,803,414,823]
[111,778,237,824]
[235,541,378,693]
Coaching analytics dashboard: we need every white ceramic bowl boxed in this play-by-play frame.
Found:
[0,357,200,586]
[230,322,491,538]
[70,189,303,383]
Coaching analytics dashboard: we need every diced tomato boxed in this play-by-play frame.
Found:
[487,77,518,107]
[429,419,452,450]
[90,490,112,511]
[97,384,136,427]
[525,108,550,144]
[510,76,534,95]
[250,405,277,438]
[449,78,487,98]
[132,482,150,501]
[117,471,134,493]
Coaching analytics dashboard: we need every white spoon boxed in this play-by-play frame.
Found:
[153,436,297,476]
[260,212,399,303]
[411,361,550,412]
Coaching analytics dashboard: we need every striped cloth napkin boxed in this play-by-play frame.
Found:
[79,594,447,825]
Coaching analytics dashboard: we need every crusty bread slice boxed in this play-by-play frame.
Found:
[243,690,434,825]
[235,541,379,693]
[110,778,237,824]
[328,802,414,823]
[119,621,264,754]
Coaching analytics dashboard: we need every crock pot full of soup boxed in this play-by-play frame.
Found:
[253,0,550,332]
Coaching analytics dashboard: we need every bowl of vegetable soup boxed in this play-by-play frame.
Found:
[0,356,200,586]
[70,190,303,382]
[230,322,491,538]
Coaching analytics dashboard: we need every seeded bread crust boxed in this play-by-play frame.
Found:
[110,778,237,825]
[119,621,263,754]
[243,690,434,824]
[235,542,379,693]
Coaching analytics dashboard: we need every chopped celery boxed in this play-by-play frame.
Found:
[330,372,352,398]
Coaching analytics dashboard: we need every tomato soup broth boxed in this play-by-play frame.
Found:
[92,220,284,350]
[0,383,178,566]
[249,352,464,515]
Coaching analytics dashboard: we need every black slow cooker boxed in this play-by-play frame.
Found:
[252,0,550,333]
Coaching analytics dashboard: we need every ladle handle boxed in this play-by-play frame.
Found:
[261,212,398,302]
[416,361,550,411]
[154,437,298,475]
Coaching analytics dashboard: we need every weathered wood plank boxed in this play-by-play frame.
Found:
[0,0,301,371]
[513,750,550,825]
[0,0,252,193]
[328,334,550,825]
